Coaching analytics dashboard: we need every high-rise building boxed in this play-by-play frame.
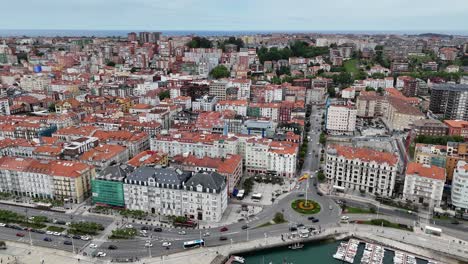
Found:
[451,160,468,211]
[127,32,137,42]
[429,83,468,120]
[326,104,357,135]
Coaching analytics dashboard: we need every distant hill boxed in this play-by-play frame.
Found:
[418,33,452,38]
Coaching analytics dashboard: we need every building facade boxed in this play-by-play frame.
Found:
[403,162,445,208]
[430,84,468,120]
[325,145,399,197]
[452,160,468,211]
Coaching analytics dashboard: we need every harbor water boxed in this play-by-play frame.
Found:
[240,240,429,264]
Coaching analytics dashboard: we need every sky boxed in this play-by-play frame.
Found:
[2,0,468,32]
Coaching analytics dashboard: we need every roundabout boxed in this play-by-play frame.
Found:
[291,199,321,214]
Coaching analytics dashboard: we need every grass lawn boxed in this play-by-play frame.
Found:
[345,206,374,214]
[344,59,359,75]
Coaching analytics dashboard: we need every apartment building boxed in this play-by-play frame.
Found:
[444,120,468,139]
[245,138,298,178]
[452,160,468,211]
[445,142,468,182]
[151,132,239,158]
[384,98,425,131]
[171,154,243,193]
[325,144,399,197]
[215,100,248,116]
[326,104,357,135]
[209,80,232,100]
[403,162,445,207]
[192,95,218,112]
[80,144,129,171]
[0,157,95,203]
[411,119,448,137]
[123,167,227,222]
[430,84,468,120]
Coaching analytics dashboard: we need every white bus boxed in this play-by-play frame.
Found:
[251,193,262,202]
[424,226,442,236]
[183,239,205,249]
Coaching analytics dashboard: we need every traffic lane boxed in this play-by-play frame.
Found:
[0,225,88,252]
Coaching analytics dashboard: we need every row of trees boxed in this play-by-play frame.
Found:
[257,41,329,63]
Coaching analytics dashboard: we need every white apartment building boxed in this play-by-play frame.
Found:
[123,167,227,222]
[215,100,248,116]
[403,162,445,207]
[0,98,10,115]
[452,160,468,211]
[325,145,399,197]
[150,132,239,158]
[19,74,51,91]
[0,157,95,203]
[245,138,298,178]
[192,95,218,112]
[209,80,232,100]
[326,105,357,135]
[231,79,251,100]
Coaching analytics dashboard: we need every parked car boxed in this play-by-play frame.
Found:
[312,219,319,223]
[81,236,91,241]
[219,236,228,241]
[43,237,52,242]
[72,235,81,240]
[289,226,297,232]
[53,232,61,236]
[153,227,162,232]
[108,245,118,250]
[0,223,6,227]
[64,241,73,245]
[220,226,228,232]
[140,226,149,230]
[241,225,249,230]
[89,244,97,248]
[178,230,186,235]
[308,216,315,220]
[202,232,210,237]
[16,233,25,237]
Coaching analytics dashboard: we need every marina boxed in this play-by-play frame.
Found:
[241,239,434,264]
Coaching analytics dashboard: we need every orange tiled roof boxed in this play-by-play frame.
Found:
[329,144,398,166]
[406,162,445,181]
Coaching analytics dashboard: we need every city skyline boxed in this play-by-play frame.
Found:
[2,0,468,32]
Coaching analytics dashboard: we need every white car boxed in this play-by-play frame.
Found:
[125,224,133,228]
[140,230,147,234]
[53,232,61,236]
[0,223,6,227]
[341,216,350,221]
[81,236,91,241]
[96,252,106,257]
[162,242,171,247]
[202,232,210,237]
[89,244,97,248]
[178,230,186,235]
[46,231,54,235]
[144,242,153,247]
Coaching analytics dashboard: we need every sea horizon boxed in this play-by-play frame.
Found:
[0,29,468,38]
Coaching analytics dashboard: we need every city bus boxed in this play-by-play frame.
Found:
[183,239,205,249]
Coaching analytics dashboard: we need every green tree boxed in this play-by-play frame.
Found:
[210,65,230,79]
[106,61,116,67]
[48,103,56,112]
[317,170,326,182]
[158,90,170,100]
[187,37,212,48]
[273,212,285,223]
[319,132,327,144]
[219,37,244,51]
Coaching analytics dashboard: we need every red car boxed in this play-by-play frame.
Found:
[16,233,25,237]
[220,226,228,232]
